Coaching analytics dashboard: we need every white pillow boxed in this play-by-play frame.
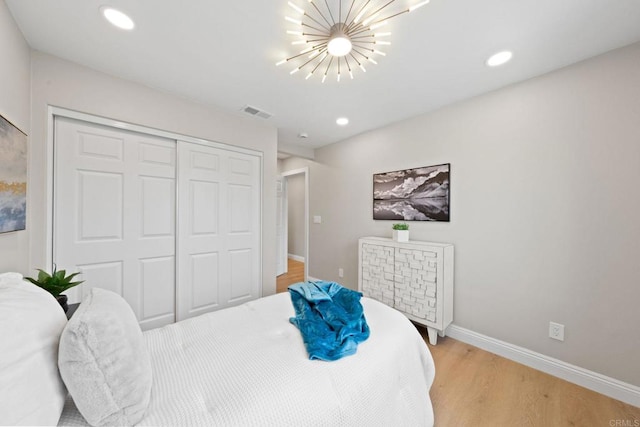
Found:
[58,288,152,426]
[0,272,68,426]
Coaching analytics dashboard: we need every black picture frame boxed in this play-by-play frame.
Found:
[373,163,450,222]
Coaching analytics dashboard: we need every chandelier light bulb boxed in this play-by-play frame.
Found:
[362,12,381,26]
[285,16,302,25]
[327,24,352,57]
[409,0,430,12]
[287,1,305,14]
[328,36,352,56]
[369,20,388,30]
[354,6,368,23]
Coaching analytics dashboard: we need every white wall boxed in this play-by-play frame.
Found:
[287,173,305,259]
[0,0,30,274]
[29,52,279,296]
[281,42,640,386]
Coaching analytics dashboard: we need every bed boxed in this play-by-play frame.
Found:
[0,273,435,426]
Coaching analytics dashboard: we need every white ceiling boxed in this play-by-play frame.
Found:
[6,0,640,151]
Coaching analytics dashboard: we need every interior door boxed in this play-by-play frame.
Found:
[275,176,288,276]
[53,117,176,330]
[177,141,261,321]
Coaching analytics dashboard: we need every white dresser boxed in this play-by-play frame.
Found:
[358,237,454,345]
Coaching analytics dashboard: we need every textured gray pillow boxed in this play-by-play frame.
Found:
[58,288,152,426]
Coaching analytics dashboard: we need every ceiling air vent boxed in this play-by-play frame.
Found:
[241,105,272,120]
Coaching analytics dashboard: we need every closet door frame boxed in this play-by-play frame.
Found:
[44,106,263,305]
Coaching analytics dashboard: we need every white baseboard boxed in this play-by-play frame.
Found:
[446,325,640,408]
[287,254,305,263]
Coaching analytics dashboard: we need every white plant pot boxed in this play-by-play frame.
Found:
[393,230,409,242]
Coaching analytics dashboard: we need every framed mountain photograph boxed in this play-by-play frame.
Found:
[0,114,27,233]
[373,163,450,222]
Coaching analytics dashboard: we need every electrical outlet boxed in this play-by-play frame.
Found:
[338,268,344,278]
[549,322,565,341]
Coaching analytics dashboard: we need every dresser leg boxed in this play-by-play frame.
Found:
[427,327,438,345]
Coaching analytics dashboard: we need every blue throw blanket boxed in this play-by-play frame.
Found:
[288,281,370,361]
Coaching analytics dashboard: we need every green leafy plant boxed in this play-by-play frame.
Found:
[392,223,409,230]
[24,265,84,297]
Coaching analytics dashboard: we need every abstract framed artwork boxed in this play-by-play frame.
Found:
[0,114,27,233]
[373,163,450,222]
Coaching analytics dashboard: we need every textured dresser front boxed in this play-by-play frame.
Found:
[358,237,454,345]
[393,246,440,325]
[360,243,395,308]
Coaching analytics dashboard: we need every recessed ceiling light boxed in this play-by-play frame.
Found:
[336,117,349,126]
[101,7,135,30]
[486,50,513,67]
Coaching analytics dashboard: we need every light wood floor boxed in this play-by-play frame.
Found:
[420,330,640,426]
[276,259,304,293]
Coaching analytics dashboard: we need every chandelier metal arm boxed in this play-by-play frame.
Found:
[302,22,331,34]
[361,0,396,25]
[342,0,358,26]
[348,52,363,66]
[308,41,329,50]
[344,55,353,71]
[298,48,330,71]
[305,37,331,44]
[362,8,411,28]
[323,56,335,81]
[348,25,376,38]
[350,34,377,40]
[324,0,337,25]
[309,1,333,27]
[310,51,330,73]
[302,32,333,38]
[283,48,324,63]
[351,46,372,60]
[348,0,372,29]
[303,13,332,32]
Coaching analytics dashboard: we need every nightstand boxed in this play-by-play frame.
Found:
[66,303,80,320]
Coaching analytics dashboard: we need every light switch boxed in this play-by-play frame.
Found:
[313,215,322,224]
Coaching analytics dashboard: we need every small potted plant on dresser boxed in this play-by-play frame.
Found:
[392,223,409,242]
[24,265,84,313]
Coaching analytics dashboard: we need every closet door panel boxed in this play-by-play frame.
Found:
[177,141,261,321]
[77,171,123,240]
[229,249,252,301]
[75,261,123,297]
[224,154,261,307]
[54,117,176,330]
[190,252,220,310]
[139,256,175,327]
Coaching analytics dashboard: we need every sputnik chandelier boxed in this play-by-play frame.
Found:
[277,0,430,82]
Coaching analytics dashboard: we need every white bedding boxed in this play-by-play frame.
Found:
[58,293,435,426]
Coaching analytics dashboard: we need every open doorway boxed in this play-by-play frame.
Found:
[276,167,309,292]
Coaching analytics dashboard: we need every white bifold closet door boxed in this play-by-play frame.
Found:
[176,141,261,320]
[54,117,177,330]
